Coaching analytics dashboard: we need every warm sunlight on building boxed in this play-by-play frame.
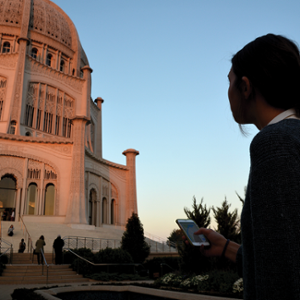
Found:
[0,0,139,229]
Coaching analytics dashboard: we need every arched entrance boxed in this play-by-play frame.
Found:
[44,184,55,215]
[111,199,115,224]
[27,183,37,215]
[0,174,16,220]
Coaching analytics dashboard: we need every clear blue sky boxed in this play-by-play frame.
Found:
[52,0,300,240]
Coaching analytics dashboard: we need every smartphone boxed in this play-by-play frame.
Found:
[176,219,210,247]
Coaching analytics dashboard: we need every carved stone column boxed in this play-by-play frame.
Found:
[65,117,89,224]
[122,149,139,221]
[94,97,104,158]
[15,188,21,221]
[20,158,28,216]
[10,0,31,133]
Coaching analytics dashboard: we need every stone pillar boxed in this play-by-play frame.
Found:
[96,200,100,227]
[94,97,104,158]
[108,182,111,224]
[10,0,30,133]
[99,177,103,224]
[20,158,28,215]
[122,149,139,221]
[39,163,45,215]
[15,188,21,221]
[65,117,89,224]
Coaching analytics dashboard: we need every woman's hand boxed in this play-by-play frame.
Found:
[184,228,240,262]
[194,228,227,257]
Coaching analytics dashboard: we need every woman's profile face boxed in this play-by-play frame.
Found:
[228,68,244,124]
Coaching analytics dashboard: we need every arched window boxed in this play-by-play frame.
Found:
[10,121,16,135]
[46,54,52,67]
[2,42,10,53]
[60,60,64,72]
[111,199,115,224]
[27,183,37,215]
[0,175,16,213]
[102,198,107,224]
[89,189,97,226]
[44,184,55,215]
[31,48,38,59]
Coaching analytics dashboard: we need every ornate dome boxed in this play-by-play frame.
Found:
[29,0,72,47]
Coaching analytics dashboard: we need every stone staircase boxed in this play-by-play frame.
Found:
[0,253,90,285]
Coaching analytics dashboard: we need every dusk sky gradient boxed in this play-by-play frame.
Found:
[52,0,300,240]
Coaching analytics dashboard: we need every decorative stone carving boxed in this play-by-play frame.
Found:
[26,82,38,106]
[0,53,18,69]
[26,57,83,92]
[102,182,109,197]
[111,184,118,199]
[28,159,41,168]
[0,76,7,120]
[0,0,23,26]
[0,155,24,176]
[11,42,26,121]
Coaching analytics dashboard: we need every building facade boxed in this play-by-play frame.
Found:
[0,0,139,228]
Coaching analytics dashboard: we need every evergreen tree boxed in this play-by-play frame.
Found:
[178,196,213,274]
[184,196,211,228]
[121,212,150,263]
[167,229,183,248]
[212,198,240,243]
[236,185,247,206]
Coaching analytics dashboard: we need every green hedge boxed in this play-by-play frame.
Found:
[67,247,138,276]
[143,257,180,278]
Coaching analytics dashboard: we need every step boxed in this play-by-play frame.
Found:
[3,269,75,276]
[0,278,90,284]
[0,264,90,284]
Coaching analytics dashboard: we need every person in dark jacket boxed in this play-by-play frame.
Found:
[35,235,46,265]
[190,34,300,300]
[18,239,26,253]
[53,235,64,264]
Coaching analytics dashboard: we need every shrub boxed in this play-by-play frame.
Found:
[69,248,95,275]
[11,288,46,300]
[197,270,240,294]
[143,257,180,278]
[95,248,133,264]
[86,272,148,281]
[155,270,242,298]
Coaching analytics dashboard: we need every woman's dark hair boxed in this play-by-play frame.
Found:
[40,235,44,240]
[232,34,300,116]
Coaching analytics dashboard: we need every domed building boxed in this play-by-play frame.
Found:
[0,0,139,229]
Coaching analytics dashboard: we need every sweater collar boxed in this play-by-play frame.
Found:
[267,108,298,126]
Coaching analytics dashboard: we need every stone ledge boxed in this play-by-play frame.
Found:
[36,284,236,300]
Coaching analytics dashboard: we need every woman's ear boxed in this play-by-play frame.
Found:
[241,76,253,100]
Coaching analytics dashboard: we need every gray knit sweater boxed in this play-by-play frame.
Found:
[236,119,300,300]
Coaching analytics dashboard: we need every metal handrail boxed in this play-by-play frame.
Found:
[65,248,145,276]
[63,236,178,253]
[40,249,49,285]
[19,216,34,257]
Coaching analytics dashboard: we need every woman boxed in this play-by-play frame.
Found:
[35,235,46,265]
[195,34,300,299]
[7,224,14,236]
[18,238,26,253]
